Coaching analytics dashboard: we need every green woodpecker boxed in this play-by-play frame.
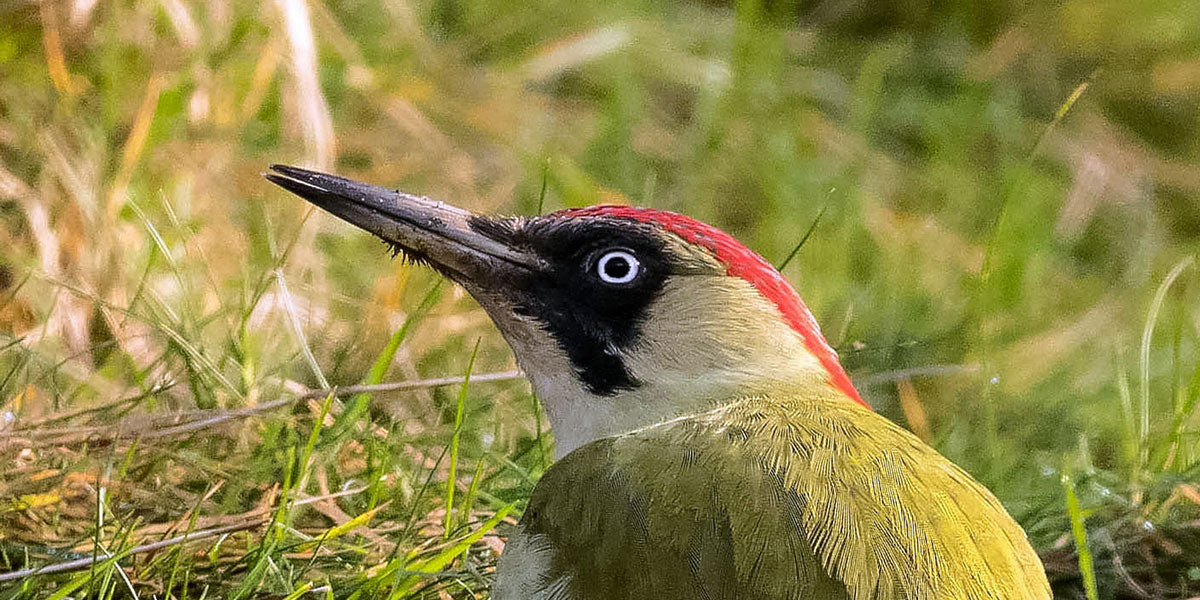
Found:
[266,165,1050,600]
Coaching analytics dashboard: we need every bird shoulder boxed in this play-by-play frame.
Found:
[496,391,1050,600]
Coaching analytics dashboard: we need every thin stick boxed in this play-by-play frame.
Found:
[0,487,368,582]
[161,370,525,436]
[0,522,257,582]
[294,369,523,401]
[21,381,175,428]
[853,363,980,387]
[1,371,526,447]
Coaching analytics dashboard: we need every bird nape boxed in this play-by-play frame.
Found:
[265,164,1051,600]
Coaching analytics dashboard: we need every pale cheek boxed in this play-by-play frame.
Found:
[623,277,824,384]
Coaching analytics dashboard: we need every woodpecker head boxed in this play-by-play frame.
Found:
[267,165,867,457]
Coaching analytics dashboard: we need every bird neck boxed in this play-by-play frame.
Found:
[509,307,837,458]
[482,277,849,459]
[529,369,835,459]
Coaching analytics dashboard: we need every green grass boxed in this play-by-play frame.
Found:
[1,0,1199,597]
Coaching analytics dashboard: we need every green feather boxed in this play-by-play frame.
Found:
[495,388,1049,600]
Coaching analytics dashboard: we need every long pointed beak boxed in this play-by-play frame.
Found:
[264,165,540,282]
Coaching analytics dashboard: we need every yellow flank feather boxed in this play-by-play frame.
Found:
[495,387,1051,600]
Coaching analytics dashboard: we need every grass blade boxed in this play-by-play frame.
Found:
[1061,468,1099,600]
[391,504,514,599]
[331,281,442,438]
[1137,257,1194,486]
[444,339,481,539]
[275,267,329,390]
[777,202,830,272]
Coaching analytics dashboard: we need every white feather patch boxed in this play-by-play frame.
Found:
[493,531,572,600]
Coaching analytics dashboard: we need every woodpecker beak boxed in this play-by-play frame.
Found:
[264,165,540,284]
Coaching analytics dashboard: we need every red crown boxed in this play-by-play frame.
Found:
[552,205,867,409]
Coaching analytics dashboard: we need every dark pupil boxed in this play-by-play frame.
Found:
[603,256,631,279]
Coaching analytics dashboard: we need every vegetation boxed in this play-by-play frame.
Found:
[1,0,1198,597]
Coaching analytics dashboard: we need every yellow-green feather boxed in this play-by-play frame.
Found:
[496,388,1049,600]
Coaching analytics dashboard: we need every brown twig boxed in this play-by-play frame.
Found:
[0,371,525,450]
[0,486,368,582]
[0,521,259,582]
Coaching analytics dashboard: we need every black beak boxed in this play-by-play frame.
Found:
[264,165,540,283]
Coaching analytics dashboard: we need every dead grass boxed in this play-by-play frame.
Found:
[1,0,1199,597]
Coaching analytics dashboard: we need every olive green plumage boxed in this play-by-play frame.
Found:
[497,387,1050,600]
[262,167,1050,600]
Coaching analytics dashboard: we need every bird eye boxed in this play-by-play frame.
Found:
[594,249,640,284]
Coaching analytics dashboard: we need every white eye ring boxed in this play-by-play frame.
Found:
[595,250,640,284]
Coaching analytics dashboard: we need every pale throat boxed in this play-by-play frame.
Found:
[494,279,834,459]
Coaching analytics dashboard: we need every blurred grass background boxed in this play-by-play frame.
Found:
[1,0,1199,597]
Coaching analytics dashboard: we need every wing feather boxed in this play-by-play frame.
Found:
[494,391,1050,600]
